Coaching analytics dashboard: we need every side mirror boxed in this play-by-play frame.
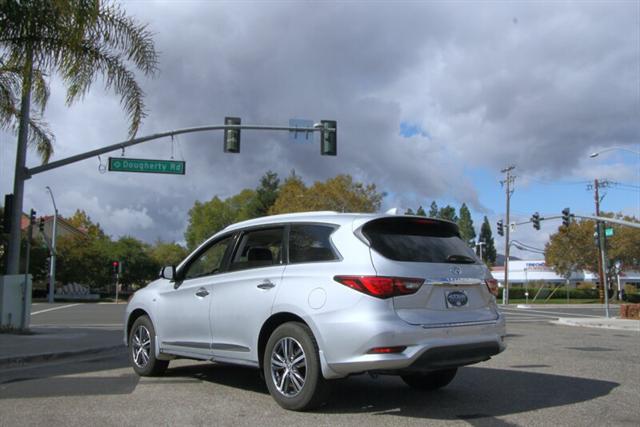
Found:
[159,265,176,281]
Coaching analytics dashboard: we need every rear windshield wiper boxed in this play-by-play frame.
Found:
[446,254,477,264]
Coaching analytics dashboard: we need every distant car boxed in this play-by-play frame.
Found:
[124,212,505,410]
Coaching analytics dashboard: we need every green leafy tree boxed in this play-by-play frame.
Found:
[150,241,188,268]
[428,201,439,218]
[479,216,497,265]
[247,171,280,217]
[185,196,239,250]
[438,205,458,222]
[457,203,476,246]
[56,233,112,290]
[268,172,308,214]
[545,219,599,277]
[269,174,384,214]
[404,208,415,215]
[0,0,158,162]
[66,209,105,238]
[111,236,157,289]
[545,213,640,276]
[416,206,427,216]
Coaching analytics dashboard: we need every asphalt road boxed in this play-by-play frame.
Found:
[0,303,636,426]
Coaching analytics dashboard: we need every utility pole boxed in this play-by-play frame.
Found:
[501,166,516,305]
[591,179,607,303]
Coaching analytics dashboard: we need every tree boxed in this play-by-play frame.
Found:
[111,236,157,289]
[545,213,640,277]
[405,208,415,215]
[56,233,112,290]
[269,174,384,215]
[0,0,158,159]
[545,219,599,277]
[150,241,188,268]
[2,0,158,274]
[247,171,280,217]
[438,205,458,222]
[66,209,105,238]
[479,216,497,265]
[268,172,308,214]
[428,201,439,218]
[415,206,427,216]
[457,203,476,246]
[184,195,243,250]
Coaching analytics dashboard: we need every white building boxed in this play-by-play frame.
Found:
[491,260,640,288]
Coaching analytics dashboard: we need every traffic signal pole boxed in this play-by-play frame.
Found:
[5,120,336,281]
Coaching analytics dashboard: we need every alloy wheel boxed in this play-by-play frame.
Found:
[132,324,151,368]
[270,337,307,397]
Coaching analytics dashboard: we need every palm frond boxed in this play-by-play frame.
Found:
[93,3,158,75]
[62,42,146,137]
[26,113,55,164]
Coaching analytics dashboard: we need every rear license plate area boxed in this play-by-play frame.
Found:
[445,289,469,308]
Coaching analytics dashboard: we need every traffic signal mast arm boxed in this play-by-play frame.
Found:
[523,214,640,229]
[26,122,336,178]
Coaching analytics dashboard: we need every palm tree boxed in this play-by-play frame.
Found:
[0,0,158,163]
[1,0,158,274]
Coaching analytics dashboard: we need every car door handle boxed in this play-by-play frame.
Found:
[195,288,209,297]
[257,280,275,290]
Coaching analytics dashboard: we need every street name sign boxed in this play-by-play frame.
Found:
[108,157,185,175]
[605,227,614,237]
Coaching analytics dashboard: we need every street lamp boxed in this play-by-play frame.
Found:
[589,147,640,158]
[45,186,58,304]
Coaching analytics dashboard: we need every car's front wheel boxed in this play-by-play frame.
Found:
[263,322,330,411]
[401,368,458,390]
[129,315,168,376]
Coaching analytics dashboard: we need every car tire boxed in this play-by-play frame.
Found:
[263,322,330,411]
[128,315,168,376]
[401,368,458,390]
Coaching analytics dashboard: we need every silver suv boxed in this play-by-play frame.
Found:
[125,212,505,410]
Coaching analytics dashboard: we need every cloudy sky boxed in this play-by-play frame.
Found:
[1,0,639,259]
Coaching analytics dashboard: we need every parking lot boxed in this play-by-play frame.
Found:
[0,303,637,426]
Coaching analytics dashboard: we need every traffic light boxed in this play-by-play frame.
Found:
[497,219,504,236]
[112,261,119,275]
[223,117,241,153]
[593,231,600,247]
[562,208,571,227]
[1,194,13,234]
[531,212,541,230]
[29,209,36,225]
[320,120,337,156]
[38,217,45,232]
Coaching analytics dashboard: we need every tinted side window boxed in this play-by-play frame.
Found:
[362,217,478,264]
[229,227,284,271]
[289,225,338,264]
[183,235,233,280]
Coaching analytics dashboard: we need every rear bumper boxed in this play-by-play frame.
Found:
[318,312,506,379]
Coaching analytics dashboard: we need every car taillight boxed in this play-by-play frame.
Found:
[333,276,424,299]
[485,278,499,297]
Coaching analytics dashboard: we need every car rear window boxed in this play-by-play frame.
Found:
[361,217,479,264]
[289,225,338,263]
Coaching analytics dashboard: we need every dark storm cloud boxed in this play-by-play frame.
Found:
[2,1,637,243]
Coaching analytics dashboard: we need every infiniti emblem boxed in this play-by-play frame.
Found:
[450,266,462,275]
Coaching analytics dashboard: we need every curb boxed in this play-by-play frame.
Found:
[0,345,125,370]
[552,317,640,332]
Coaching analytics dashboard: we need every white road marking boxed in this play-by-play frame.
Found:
[31,303,81,315]
[502,308,602,318]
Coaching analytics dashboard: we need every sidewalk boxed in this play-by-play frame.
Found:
[0,327,124,370]
[553,317,640,332]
